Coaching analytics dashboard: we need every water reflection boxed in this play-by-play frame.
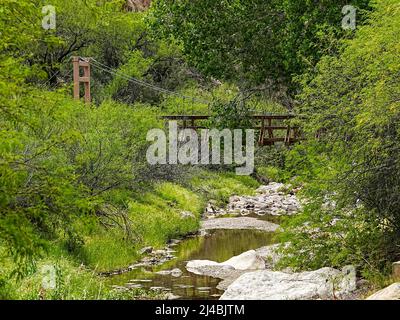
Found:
[108,229,276,300]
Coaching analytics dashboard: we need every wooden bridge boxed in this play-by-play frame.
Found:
[70,57,303,147]
[161,115,303,146]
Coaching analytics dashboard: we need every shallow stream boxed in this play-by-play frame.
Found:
[108,227,275,300]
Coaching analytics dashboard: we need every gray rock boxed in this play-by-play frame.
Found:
[152,249,167,256]
[150,286,167,291]
[174,284,194,289]
[217,273,248,291]
[223,250,266,270]
[181,211,196,219]
[255,244,282,269]
[205,183,301,218]
[168,239,181,246]
[125,283,143,289]
[197,287,212,291]
[256,183,286,194]
[156,268,183,277]
[187,250,266,273]
[186,246,287,290]
[393,261,400,280]
[186,260,221,274]
[155,270,173,276]
[165,293,181,300]
[171,268,183,277]
[111,285,129,291]
[220,266,357,300]
[201,217,279,232]
[139,246,153,255]
[186,250,267,291]
[366,283,400,300]
[141,256,159,263]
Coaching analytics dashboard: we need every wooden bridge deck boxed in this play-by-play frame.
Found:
[160,115,303,146]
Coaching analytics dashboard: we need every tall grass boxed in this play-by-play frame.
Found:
[1,171,260,299]
[190,171,259,206]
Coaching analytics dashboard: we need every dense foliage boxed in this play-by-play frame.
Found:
[0,0,260,299]
[150,0,371,104]
[279,0,400,279]
[1,0,399,300]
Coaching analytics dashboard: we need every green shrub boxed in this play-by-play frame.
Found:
[256,166,286,183]
[190,170,259,205]
[279,0,400,276]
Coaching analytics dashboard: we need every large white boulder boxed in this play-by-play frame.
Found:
[255,244,283,269]
[366,283,400,300]
[186,250,266,276]
[220,266,356,300]
[186,260,221,274]
[223,250,266,270]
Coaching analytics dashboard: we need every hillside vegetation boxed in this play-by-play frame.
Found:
[1,0,399,298]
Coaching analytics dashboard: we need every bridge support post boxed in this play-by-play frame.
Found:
[72,56,91,104]
[285,126,292,145]
[258,118,265,146]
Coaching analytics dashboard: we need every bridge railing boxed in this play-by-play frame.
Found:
[160,114,304,146]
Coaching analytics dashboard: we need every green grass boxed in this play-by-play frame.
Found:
[1,170,261,299]
[73,182,203,272]
[128,182,203,247]
[77,229,140,273]
[0,244,163,300]
[256,165,288,183]
[190,170,260,206]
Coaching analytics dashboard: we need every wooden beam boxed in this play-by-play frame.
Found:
[252,115,296,120]
[72,56,91,104]
[160,115,209,120]
[253,126,299,130]
[78,61,90,67]
[258,118,265,146]
[160,114,297,121]
[72,56,80,100]
[78,77,90,83]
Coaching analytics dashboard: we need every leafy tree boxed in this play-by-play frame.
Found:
[280,0,400,276]
[0,0,162,277]
[150,0,371,105]
[1,0,149,88]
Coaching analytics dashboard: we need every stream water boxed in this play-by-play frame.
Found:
[107,227,276,300]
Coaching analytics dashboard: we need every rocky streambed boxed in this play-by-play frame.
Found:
[108,228,276,299]
[107,182,369,300]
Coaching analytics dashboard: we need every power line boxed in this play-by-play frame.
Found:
[38,70,61,89]
[87,58,211,105]
[38,69,74,91]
